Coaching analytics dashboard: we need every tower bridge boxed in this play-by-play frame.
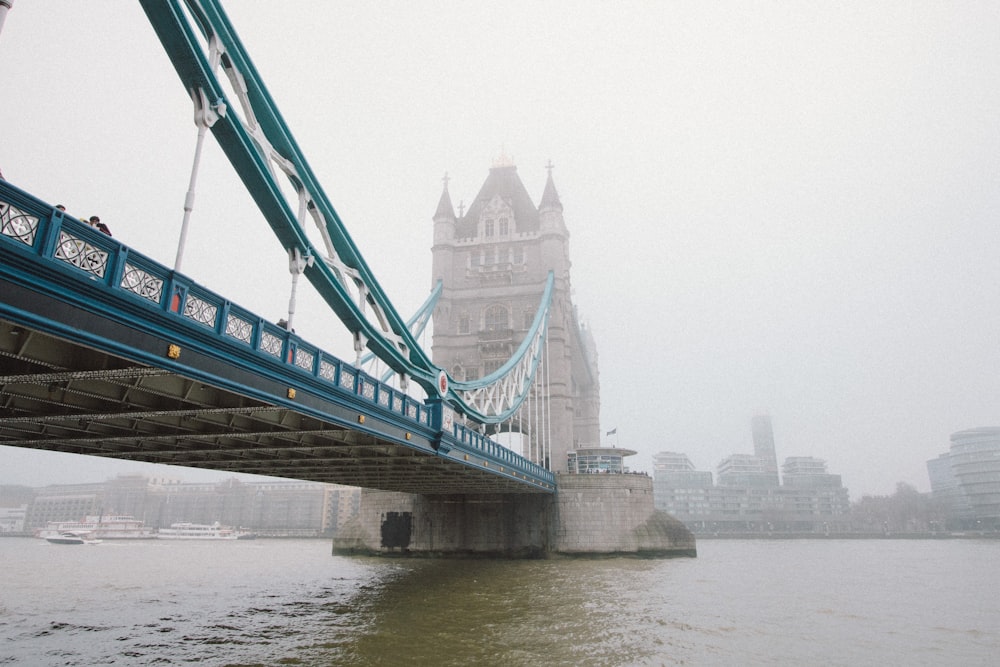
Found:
[0,0,694,557]
[0,179,553,495]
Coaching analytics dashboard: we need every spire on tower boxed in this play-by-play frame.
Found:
[540,159,563,212]
[434,171,456,220]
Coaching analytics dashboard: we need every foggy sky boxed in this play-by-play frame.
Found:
[1,2,998,496]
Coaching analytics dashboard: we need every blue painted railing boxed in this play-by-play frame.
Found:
[0,179,555,490]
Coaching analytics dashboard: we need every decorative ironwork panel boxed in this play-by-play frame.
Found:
[319,360,336,381]
[360,379,375,400]
[225,313,253,344]
[54,231,108,278]
[339,368,355,390]
[0,201,39,246]
[260,331,282,357]
[407,404,417,419]
[378,390,390,407]
[393,395,404,413]
[294,348,314,371]
[183,294,218,327]
[120,263,164,303]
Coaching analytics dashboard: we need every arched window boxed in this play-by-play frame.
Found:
[484,219,495,237]
[484,304,509,331]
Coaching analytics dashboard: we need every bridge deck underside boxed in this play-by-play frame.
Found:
[0,319,532,493]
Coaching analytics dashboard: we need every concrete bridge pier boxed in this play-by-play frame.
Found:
[332,491,554,558]
[332,474,696,558]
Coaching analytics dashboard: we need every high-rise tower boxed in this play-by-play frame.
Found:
[751,414,780,485]
[430,157,600,471]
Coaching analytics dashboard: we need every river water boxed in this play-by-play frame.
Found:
[1,537,996,666]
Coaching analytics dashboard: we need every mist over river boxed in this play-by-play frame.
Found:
[1,537,996,665]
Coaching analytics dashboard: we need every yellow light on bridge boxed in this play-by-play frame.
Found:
[166,344,181,359]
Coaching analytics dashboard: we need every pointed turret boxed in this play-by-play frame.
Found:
[538,159,568,243]
[434,172,456,222]
[433,172,457,262]
[539,159,563,212]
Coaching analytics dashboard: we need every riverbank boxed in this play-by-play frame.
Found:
[694,531,1000,540]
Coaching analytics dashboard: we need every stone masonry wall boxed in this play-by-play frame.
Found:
[332,475,696,558]
[553,473,696,557]
[332,489,553,558]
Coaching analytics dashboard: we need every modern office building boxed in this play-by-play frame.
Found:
[717,453,776,488]
[782,457,843,488]
[751,414,780,485]
[653,417,851,534]
[927,427,1000,529]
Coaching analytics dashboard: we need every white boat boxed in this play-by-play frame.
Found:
[45,531,102,545]
[156,522,245,540]
[37,514,155,541]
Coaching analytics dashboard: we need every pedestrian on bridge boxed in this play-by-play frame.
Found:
[89,216,112,236]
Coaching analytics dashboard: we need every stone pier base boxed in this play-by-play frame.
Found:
[332,474,695,558]
[552,473,696,557]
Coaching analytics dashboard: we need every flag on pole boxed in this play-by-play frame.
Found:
[606,427,617,436]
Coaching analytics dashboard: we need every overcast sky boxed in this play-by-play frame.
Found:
[1,2,998,496]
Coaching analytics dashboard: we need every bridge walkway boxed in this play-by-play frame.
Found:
[0,180,554,494]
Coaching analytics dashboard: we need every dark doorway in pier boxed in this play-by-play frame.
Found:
[381,511,412,550]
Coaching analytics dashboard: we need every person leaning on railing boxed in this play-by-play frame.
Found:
[89,215,112,236]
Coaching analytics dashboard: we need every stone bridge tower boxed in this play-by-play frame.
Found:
[430,156,601,472]
[333,157,695,559]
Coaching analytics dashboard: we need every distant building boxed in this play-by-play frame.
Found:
[3,474,361,537]
[0,505,27,533]
[926,452,971,526]
[717,453,776,488]
[652,452,713,518]
[751,414,780,485]
[927,427,1000,529]
[653,416,851,534]
[653,452,714,487]
[27,483,103,529]
[782,457,843,488]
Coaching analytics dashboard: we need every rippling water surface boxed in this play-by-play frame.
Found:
[1,537,997,665]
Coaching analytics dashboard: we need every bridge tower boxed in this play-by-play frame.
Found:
[430,156,601,471]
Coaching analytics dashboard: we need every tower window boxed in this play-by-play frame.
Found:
[458,314,470,334]
[484,304,509,331]
[484,219,494,237]
[499,217,509,236]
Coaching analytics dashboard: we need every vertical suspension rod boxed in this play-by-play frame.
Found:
[0,1,13,42]
[175,122,209,272]
[544,330,552,470]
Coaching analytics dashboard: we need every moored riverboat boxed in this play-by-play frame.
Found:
[37,515,154,541]
[156,522,248,540]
